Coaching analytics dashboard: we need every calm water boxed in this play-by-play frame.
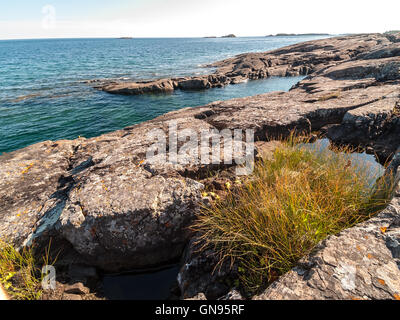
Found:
[102,265,180,300]
[302,139,385,179]
[0,36,332,154]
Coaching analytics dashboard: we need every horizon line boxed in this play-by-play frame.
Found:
[0,33,345,41]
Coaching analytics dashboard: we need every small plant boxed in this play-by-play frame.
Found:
[192,138,393,295]
[0,239,56,300]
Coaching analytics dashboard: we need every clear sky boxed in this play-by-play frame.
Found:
[1,0,400,39]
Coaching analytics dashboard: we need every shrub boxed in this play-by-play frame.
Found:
[192,139,393,295]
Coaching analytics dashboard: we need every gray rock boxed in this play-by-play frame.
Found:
[64,282,90,295]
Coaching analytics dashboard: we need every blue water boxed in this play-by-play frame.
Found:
[302,139,385,179]
[0,36,332,154]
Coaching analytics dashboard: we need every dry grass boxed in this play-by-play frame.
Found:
[0,239,56,300]
[192,138,393,295]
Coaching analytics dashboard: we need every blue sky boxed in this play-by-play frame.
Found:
[1,0,400,39]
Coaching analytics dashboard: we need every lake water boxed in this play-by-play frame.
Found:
[0,36,332,154]
[301,139,385,180]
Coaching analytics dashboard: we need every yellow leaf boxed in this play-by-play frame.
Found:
[380,227,387,234]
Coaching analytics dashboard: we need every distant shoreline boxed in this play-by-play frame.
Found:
[266,33,331,37]
[0,34,335,41]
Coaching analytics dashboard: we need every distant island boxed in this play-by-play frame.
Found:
[118,37,133,39]
[203,34,237,38]
[266,33,330,37]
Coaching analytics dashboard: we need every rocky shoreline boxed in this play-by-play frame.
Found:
[1,32,400,300]
[93,33,393,96]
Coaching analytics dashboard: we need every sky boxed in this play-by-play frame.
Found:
[1,0,400,40]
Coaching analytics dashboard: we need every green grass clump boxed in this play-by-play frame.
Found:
[0,239,54,300]
[193,140,393,295]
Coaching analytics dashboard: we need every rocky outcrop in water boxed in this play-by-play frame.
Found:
[96,34,393,95]
[1,33,400,299]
